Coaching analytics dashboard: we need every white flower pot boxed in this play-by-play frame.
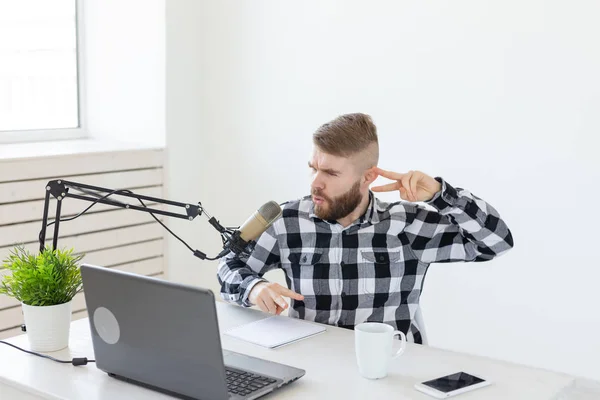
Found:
[21,300,73,352]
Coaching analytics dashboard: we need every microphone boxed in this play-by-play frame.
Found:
[216,201,282,258]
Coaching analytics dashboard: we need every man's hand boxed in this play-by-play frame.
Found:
[371,168,442,202]
[248,282,304,315]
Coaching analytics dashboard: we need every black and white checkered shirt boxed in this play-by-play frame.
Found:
[217,177,514,344]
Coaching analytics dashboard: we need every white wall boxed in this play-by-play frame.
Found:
[84,0,165,147]
[165,0,600,380]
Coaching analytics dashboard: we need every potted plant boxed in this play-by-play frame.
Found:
[0,245,84,352]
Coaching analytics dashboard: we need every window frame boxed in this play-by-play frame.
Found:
[0,0,86,144]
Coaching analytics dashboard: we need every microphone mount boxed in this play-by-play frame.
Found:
[216,231,257,259]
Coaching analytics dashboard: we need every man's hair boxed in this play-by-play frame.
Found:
[313,113,379,168]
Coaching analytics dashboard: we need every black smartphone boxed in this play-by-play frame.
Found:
[414,371,491,398]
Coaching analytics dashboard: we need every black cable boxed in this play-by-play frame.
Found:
[128,192,235,260]
[71,186,128,204]
[0,340,94,366]
[132,195,196,253]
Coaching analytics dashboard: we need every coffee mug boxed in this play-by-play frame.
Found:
[355,322,407,379]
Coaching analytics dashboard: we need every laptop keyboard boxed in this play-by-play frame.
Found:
[225,368,277,397]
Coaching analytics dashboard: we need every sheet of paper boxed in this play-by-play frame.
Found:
[224,315,326,349]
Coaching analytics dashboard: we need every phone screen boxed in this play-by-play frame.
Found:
[422,372,485,393]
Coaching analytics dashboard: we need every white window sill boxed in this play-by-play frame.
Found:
[0,138,164,162]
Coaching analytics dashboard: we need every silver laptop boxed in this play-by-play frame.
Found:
[80,264,305,400]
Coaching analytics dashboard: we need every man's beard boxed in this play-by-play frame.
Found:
[312,180,363,221]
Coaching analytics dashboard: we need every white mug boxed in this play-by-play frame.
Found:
[355,322,407,379]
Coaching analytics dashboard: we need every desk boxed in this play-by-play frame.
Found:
[0,301,587,399]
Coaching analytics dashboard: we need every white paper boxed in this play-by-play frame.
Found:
[224,315,326,349]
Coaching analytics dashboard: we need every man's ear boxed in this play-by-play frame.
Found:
[363,166,378,185]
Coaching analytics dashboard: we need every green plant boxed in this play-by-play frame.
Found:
[0,246,84,306]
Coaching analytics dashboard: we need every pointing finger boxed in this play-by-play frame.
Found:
[278,286,305,301]
[374,168,405,181]
[371,182,401,192]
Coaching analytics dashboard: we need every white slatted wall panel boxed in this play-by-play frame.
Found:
[0,149,166,339]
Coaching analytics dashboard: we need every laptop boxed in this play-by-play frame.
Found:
[80,264,305,400]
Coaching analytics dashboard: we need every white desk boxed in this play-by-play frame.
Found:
[0,301,592,400]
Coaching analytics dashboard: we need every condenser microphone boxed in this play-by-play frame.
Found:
[216,201,282,258]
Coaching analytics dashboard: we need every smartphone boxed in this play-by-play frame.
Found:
[414,371,492,398]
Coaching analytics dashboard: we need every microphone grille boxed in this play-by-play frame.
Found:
[258,201,283,223]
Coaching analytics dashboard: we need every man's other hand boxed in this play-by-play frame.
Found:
[248,282,304,315]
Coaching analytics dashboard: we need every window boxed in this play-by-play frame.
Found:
[0,0,83,143]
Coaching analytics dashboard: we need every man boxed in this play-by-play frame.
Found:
[217,113,513,343]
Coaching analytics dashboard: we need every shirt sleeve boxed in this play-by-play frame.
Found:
[403,177,514,263]
[216,223,281,307]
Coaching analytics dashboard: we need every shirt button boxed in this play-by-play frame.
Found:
[379,255,385,261]
[341,292,346,296]
[340,261,345,266]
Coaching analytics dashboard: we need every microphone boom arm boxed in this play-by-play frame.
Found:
[39,179,234,260]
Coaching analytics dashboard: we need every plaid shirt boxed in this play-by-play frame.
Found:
[217,177,514,344]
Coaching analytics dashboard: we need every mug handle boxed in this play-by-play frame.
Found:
[392,330,407,359]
